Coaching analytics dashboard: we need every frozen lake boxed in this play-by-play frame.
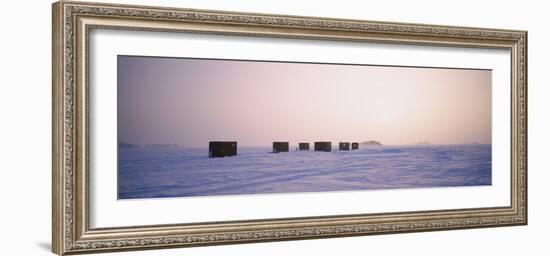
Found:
[118,144,491,199]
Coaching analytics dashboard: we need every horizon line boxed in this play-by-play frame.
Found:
[119,142,492,148]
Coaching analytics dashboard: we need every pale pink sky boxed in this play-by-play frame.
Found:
[118,56,491,147]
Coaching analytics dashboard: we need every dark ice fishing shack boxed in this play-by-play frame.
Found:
[273,142,290,153]
[209,141,237,158]
[314,141,332,152]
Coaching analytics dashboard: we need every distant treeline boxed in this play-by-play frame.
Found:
[119,142,181,148]
[360,140,383,146]
[119,142,139,148]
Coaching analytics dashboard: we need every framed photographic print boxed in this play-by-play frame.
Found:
[52,1,527,255]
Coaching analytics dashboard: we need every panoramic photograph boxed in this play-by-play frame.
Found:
[117,55,492,199]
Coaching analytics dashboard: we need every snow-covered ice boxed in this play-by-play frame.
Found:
[118,144,491,199]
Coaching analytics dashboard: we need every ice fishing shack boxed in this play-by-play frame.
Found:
[339,142,350,151]
[209,141,237,158]
[314,141,332,152]
[273,142,290,153]
[299,142,310,151]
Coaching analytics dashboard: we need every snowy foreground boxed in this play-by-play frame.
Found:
[118,144,491,199]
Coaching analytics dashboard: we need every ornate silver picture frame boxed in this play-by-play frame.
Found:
[52,1,527,255]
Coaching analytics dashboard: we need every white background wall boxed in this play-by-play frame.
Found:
[0,0,547,255]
